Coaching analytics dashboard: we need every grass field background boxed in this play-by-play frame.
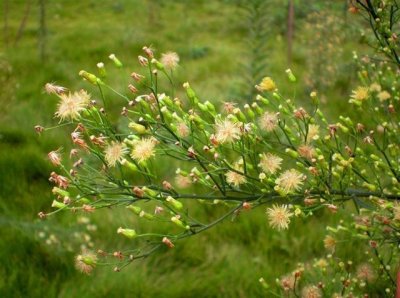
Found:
[0,1,368,297]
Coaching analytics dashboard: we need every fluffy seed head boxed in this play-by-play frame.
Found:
[393,204,400,221]
[258,153,282,174]
[130,137,157,163]
[104,142,128,167]
[323,235,336,251]
[55,90,91,121]
[176,122,190,138]
[225,171,247,187]
[297,145,315,160]
[356,263,375,282]
[266,204,293,230]
[215,119,241,144]
[369,82,381,92]
[351,86,369,102]
[378,90,391,101]
[280,274,296,291]
[258,112,278,132]
[306,124,320,143]
[301,285,322,298]
[275,169,305,195]
[161,52,180,70]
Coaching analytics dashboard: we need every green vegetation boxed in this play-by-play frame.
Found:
[0,1,370,297]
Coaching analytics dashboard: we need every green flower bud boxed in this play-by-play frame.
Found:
[81,254,97,266]
[171,216,189,229]
[362,182,377,191]
[120,159,138,172]
[251,102,263,114]
[198,102,208,113]
[327,226,338,233]
[166,196,183,210]
[256,95,269,105]
[139,210,154,220]
[129,122,147,134]
[97,62,107,78]
[126,205,142,215]
[176,168,188,176]
[151,58,164,71]
[117,227,137,239]
[259,277,269,289]
[78,197,91,204]
[109,54,123,68]
[285,68,296,82]
[272,92,281,100]
[339,116,353,127]
[204,101,216,113]
[79,70,103,85]
[51,200,66,209]
[161,106,173,121]
[244,104,255,119]
[337,123,349,133]
[142,187,158,198]
[183,83,199,105]
[172,113,183,123]
[161,96,174,108]
[52,187,70,198]
[369,154,380,161]
[310,91,319,105]
[285,148,299,158]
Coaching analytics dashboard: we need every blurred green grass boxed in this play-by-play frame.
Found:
[0,1,366,297]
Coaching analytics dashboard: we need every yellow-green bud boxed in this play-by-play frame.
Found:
[256,94,269,105]
[204,101,216,113]
[80,255,97,266]
[369,154,380,161]
[161,96,174,108]
[109,53,123,68]
[310,91,319,105]
[126,205,141,215]
[166,196,183,210]
[337,123,349,133]
[142,187,158,198]
[161,106,173,121]
[285,148,299,158]
[244,104,255,119]
[120,159,138,172]
[171,216,189,230]
[272,92,281,100]
[184,83,199,105]
[52,187,70,198]
[362,182,377,192]
[251,102,263,114]
[339,116,353,127]
[151,58,164,70]
[259,277,269,289]
[198,102,208,113]
[51,200,66,209]
[139,210,154,220]
[129,122,147,134]
[176,168,188,176]
[117,227,137,239]
[97,62,106,78]
[78,197,91,204]
[285,68,296,82]
[79,70,102,85]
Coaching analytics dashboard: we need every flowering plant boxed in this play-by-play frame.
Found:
[37,1,400,295]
